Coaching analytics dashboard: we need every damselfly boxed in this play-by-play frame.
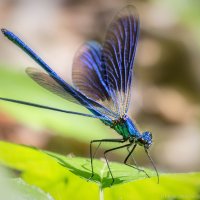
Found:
[0,5,159,185]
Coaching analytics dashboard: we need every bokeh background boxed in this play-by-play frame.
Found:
[0,0,200,174]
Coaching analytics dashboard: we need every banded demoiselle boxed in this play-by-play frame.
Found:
[0,5,158,185]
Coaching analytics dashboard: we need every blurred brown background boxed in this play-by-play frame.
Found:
[0,0,200,174]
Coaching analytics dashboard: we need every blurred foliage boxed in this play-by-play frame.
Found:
[0,167,53,200]
[160,0,200,27]
[0,141,200,200]
[8,178,54,200]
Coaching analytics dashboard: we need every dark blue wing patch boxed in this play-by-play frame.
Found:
[102,5,140,115]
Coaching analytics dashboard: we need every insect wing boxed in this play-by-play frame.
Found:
[26,67,114,121]
[26,67,81,105]
[72,42,119,119]
[72,42,109,101]
[102,5,140,116]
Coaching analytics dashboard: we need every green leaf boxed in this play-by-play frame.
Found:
[0,141,199,200]
[45,151,156,188]
[0,141,98,200]
[0,141,155,187]
[104,173,200,200]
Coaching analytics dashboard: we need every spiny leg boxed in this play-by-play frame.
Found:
[89,138,126,181]
[124,144,150,178]
[104,143,131,186]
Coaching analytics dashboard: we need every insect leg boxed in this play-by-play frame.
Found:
[126,145,138,167]
[89,138,126,181]
[104,143,131,186]
[124,144,150,178]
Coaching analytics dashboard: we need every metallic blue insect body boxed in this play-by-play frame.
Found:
[0,5,158,185]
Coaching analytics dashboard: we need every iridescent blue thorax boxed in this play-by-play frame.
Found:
[105,115,141,139]
[103,115,153,148]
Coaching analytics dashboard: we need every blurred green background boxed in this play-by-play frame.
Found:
[0,0,200,176]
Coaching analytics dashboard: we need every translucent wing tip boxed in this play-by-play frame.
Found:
[125,4,137,10]
[118,5,139,20]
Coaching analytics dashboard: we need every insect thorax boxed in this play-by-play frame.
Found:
[108,115,140,140]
